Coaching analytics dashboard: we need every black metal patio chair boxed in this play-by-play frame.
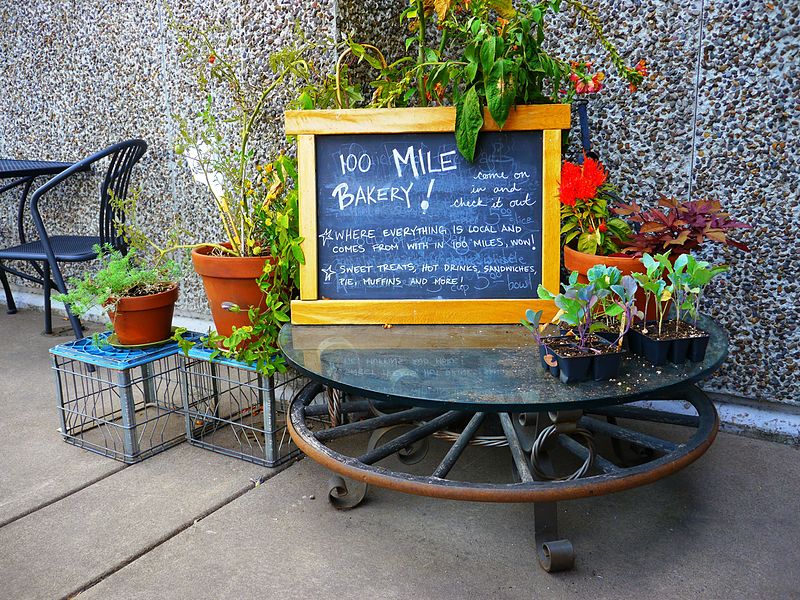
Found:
[0,139,147,339]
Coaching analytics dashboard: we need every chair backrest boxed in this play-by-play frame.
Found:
[97,140,148,251]
[28,139,148,253]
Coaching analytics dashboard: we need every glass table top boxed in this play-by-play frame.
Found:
[279,315,728,412]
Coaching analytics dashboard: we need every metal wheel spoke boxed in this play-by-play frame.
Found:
[432,412,486,479]
[579,416,677,452]
[499,413,534,483]
[557,435,620,475]
[304,399,374,417]
[357,411,463,465]
[588,405,699,427]
[315,407,441,443]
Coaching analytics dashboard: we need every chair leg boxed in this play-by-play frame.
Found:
[43,262,53,334]
[0,263,17,314]
[49,260,84,340]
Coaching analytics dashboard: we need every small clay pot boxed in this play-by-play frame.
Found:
[107,284,179,345]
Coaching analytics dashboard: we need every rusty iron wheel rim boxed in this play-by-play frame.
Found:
[289,382,719,504]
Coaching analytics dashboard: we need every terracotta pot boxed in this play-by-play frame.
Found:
[563,245,656,319]
[191,244,271,337]
[107,284,179,345]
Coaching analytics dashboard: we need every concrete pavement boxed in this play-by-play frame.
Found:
[1,309,799,600]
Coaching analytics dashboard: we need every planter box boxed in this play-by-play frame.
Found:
[50,331,201,464]
[180,346,318,468]
[628,322,711,366]
[539,336,626,384]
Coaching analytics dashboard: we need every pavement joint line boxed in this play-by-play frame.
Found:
[60,460,299,600]
[0,463,128,530]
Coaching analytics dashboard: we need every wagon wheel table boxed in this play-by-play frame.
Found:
[280,316,726,572]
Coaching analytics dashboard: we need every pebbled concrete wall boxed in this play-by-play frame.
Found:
[0,0,797,404]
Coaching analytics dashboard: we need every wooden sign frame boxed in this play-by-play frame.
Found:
[284,105,569,325]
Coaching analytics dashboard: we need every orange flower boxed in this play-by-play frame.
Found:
[497,17,509,35]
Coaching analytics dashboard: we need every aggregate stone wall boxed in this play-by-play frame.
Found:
[0,1,797,405]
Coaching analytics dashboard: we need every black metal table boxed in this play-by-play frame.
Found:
[0,159,89,314]
[279,316,726,572]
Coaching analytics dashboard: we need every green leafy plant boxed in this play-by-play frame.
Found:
[53,245,179,322]
[633,251,728,336]
[171,17,317,257]
[535,266,638,350]
[54,187,182,327]
[166,13,312,375]
[632,252,671,335]
[683,255,728,325]
[183,155,303,376]
[330,0,645,161]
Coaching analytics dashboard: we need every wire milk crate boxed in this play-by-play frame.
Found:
[50,332,201,463]
[180,345,315,468]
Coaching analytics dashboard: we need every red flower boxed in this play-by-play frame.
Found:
[559,157,608,207]
[598,222,608,232]
[635,59,648,77]
[208,54,216,64]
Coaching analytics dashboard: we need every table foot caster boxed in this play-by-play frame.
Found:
[537,539,575,572]
[327,475,368,510]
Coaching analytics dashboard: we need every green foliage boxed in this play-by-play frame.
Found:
[167,11,311,375]
[170,16,320,257]
[173,154,304,377]
[634,251,728,334]
[534,265,638,349]
[320,0,644,160]
[520,308,544,344]
[53,245,179,319]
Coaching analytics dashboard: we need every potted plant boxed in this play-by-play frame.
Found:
[53,190,183,346]
[53,245,180,346]
[628,252,728,365]
[524,267,637,383]
[171,21,309,339]
[559,155,637,277]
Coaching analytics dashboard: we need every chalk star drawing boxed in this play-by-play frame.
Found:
[318,228,333,247]
[321,265,337,282]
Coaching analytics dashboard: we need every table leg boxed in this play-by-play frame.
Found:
[530,411,579,572]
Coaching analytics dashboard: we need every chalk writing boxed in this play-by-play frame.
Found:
[315,131,543,299]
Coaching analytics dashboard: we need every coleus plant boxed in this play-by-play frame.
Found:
[614,196,750,256]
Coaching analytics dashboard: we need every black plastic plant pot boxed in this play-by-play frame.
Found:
[688,333,711,362]
[627,327,643,356]
[555,352,593,384]
[596,330,628,351]
[639,334,672,366]
[593,345,626,381]
[669,337,691,364]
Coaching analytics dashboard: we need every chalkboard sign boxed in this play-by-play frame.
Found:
[315,131,543,300]
[285,106,568,325]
